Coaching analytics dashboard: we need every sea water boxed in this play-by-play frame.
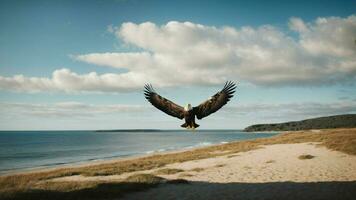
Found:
[0,130,277,174]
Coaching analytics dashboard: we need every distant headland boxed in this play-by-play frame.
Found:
[95,129,162,132]
[244,114,356,132]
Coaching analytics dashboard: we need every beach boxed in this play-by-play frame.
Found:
[0,130,276,175]
[1,128,356,200]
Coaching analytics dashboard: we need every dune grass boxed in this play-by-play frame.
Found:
[178,173,194,177]
[124,173,165,184]
[190,167,205,172]
[1,128,355,200]
[154,168,184,175]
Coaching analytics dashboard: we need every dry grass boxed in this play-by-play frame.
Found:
[298,154,315,160]
[243,166,252,169]
[190,167,205,172]
[1,128,355,200]
[227,154,239,158]
[154,168,184,175]
[124,173,164,184]
[178,173,194,178]
[167,179,190,184]
[266,160,276,163]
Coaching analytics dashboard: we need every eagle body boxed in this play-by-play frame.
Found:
[144,81,236,130]
[182,108,199,129]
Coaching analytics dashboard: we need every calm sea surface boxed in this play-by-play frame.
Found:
[0,130,278,174]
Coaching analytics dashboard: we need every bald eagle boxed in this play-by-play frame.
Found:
[144,81,236,129]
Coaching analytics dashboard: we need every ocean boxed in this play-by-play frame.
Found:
[0,130,278,174]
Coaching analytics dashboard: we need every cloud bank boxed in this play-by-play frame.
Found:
[0,102,146,118]
[1,100,355,129]
[1,15,355,93]
[229,101,356,119]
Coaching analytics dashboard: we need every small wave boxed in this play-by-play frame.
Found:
[87,158,102,161]
[220,141,228,144]
[196,142,212,146]
[145,148,168,154]
[41,162,68,167]
[184,142,213,149]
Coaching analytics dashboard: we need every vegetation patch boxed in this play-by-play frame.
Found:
[124,173,165,184]
[167,179,190,184]
[154,168,184,175]
[190,168,205,172]
[178,173,193,178]
[227,154,239,158]
[298,154,315,160]
[265,160,275,163]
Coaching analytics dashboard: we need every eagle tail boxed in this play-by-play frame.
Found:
[181,122,200,129]
[181,123,188,128]
[193,122,200,128]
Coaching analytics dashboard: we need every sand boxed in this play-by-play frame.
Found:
[47,142,356,200]
[122,143,356,200]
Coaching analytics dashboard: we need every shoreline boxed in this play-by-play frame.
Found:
[0,143,228,177]
[0,139,234,177]
[0,132,278,176]
[1,128,355,200]
[1,128,354,177]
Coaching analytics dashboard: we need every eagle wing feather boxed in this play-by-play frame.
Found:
[193,81,236,120]
[144,84,185,119]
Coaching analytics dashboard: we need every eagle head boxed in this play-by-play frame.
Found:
[184,103,192,111]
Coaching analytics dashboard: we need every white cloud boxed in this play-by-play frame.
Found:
[107,24,116,33]
[289,17,309,33]
[1,15,355,93]
[0,68,144,93]
[297,16,356,57]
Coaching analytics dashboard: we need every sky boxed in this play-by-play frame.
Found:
[0,0,355,130]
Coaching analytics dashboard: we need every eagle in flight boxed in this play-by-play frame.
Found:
[144,81,236,129]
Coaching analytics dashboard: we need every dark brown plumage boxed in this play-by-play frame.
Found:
[144,81,236,129]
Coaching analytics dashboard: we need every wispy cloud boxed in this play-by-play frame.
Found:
[0,102,147,118]
[0,15,355,93]
[223,100,356,123]
[1,100,355,129]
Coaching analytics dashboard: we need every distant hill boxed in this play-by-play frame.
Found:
[244,114,356,132]
[95,129,161,132]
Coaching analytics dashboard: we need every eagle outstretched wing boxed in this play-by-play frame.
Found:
[193,81,236,120]
[144,84,184,119]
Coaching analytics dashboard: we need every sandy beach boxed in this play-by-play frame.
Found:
[1,128,356,200]
[122,142,356,200]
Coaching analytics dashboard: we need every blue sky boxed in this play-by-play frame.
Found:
[0,0,355,130]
